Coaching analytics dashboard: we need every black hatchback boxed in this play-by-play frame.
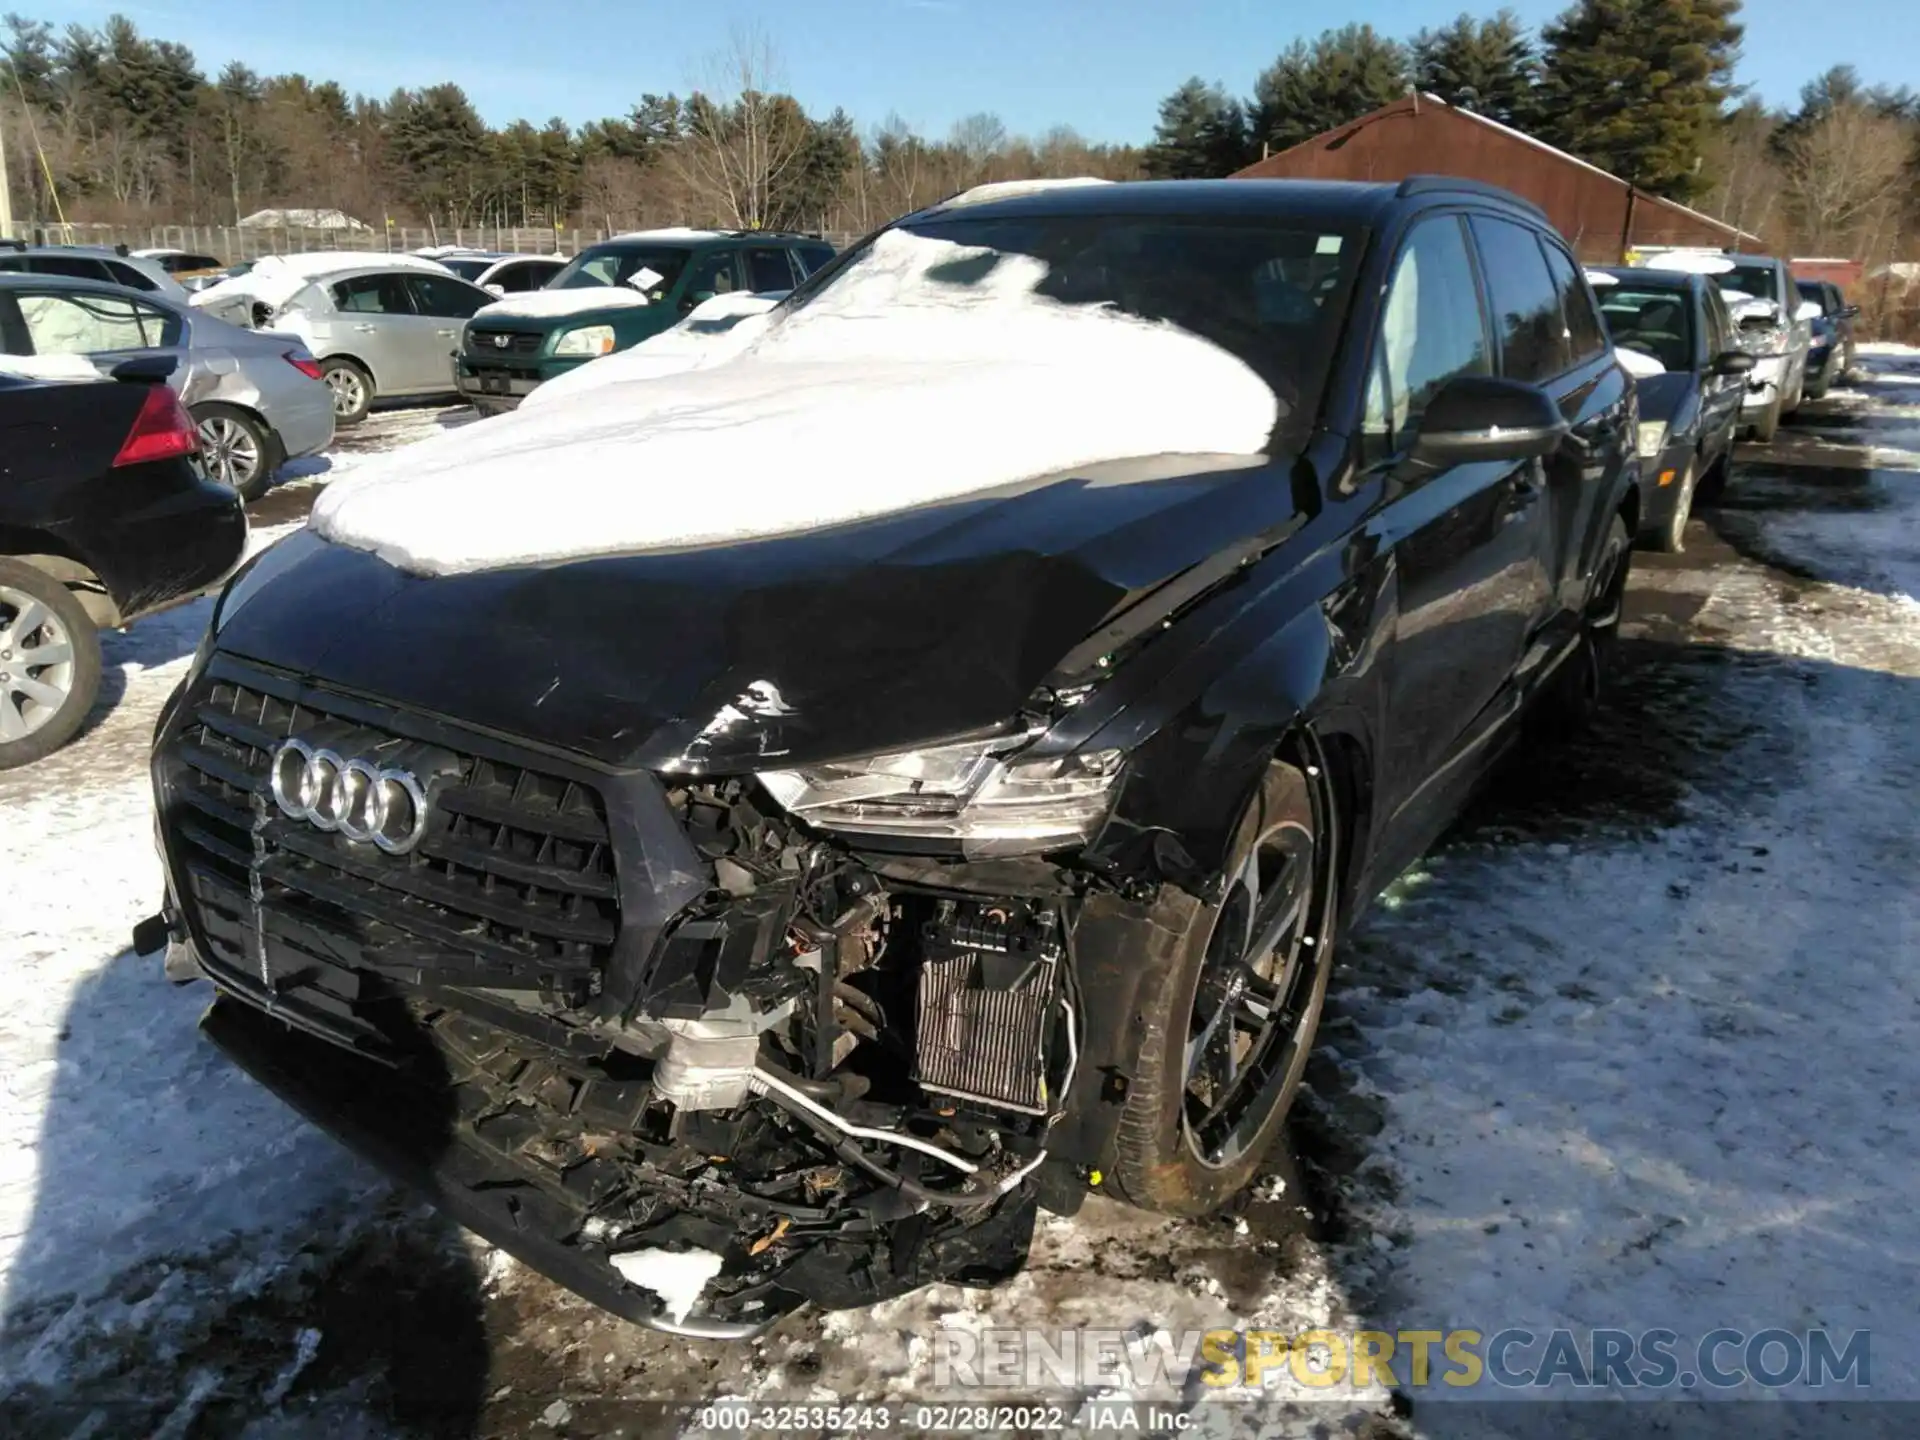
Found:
[1590,266,1755,552]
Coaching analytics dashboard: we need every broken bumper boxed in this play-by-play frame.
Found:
[200,993,792,1338]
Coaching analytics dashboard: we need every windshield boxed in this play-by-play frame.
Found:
[779,213,1358,441]
[1597,284,1695,371]
[1718,262,1779,305]
[553,245,692,298]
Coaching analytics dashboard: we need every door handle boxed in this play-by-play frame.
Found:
[352,323,377,333]
[436,328,458,338]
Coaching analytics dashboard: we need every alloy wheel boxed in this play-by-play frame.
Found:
[197,415,261,489]
[325,367,367,417]
[0,585,77,743]
[1182,805,1323,1169]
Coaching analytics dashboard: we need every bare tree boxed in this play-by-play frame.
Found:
[1780,102,1913,259]
[671,27,811,229]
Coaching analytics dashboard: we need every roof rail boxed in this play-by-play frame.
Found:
[0,238,25,252]
[1395,174,1547,220]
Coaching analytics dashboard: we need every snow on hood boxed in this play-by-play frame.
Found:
[1614,346,1666,378]
[191,252,453,313]
[520,291,787,409]
[1636,250,1734,276]
[311,229,1280,576]
[471,287,652,321]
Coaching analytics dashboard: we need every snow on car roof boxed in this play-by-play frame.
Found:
[602,227,728,244]
[311,227,1279,575]
[937,177,1115,209]
[190,251,455,312]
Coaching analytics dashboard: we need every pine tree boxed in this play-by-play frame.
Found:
[1411,10,1539,130]
[1143,78,1250,178]
[1251,24,1410,156]
[1536,0,1743,200]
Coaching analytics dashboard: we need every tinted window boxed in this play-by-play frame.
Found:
[1718,261,1779,305]
[1470,216,1571,383]
[1541,241,1607,363]
[406,273,489,318]
[330,274,414,314]
[1795,279,1828,313]
[439,257,495,281]
[15,290,178,354]
[28,255,114,283]
[745,247,796,291]
[103,260,158,292]
[1596,283,1695,372]
[495,260,560,293]
[1363,215,1491,446]
[681,251,740,305]
[795,245,835,277]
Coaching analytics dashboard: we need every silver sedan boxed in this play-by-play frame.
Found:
[0,274,334,498]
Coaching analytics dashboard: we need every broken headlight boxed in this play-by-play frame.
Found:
[757,732,1125,856]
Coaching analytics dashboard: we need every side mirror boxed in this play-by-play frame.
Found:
[1408,374,1570,467]
[1842,304,1861,319]
[1712,349,1756,376]
[485,283,505,297]
[1794,300,1823,323]
[249,301,273,329]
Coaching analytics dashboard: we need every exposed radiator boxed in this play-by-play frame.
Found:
[912,902,1060,1115]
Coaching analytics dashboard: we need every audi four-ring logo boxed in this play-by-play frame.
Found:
[269,737,432,854]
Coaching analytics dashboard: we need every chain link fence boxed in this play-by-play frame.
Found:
[7,221,860,261]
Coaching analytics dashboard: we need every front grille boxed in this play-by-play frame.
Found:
[164,671,621,1001]
[467,328,542,356]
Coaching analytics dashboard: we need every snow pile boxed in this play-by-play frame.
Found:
[520,291,786,408]
[470,287,651,321]
[311,228,1281,575]
[190,252,452,315]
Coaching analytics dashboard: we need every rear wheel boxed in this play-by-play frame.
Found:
[1111,757,1338,1216]
[321,358,373,426]
[192,403,277,500]
[0,560,102,770]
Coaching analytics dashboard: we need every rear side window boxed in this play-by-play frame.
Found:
[1540,241,1608,363]
[794,245,835,277]
[495,261,558,293]
[745,247,797,291]
[1363,215,1492,448]
[15,290,179,354]
[681,251,740,304]
[1469,216,1571,383]
[27,255,114,283]
[103,260,159,292]
[331,274,415,314]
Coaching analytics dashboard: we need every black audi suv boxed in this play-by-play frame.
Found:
[144,177,1637,1335]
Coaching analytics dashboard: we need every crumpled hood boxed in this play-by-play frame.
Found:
[311,229,1282,577]
[472,287,652,322]
[220,452,1294,770]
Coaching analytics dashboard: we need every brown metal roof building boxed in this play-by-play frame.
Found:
[1233,94,1758,263]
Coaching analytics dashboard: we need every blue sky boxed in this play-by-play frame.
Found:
[23,0,1916,143]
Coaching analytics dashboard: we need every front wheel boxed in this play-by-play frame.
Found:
[1650,459,1696,554]
[0,559,103,769]
[1111,757,1338,1216]
[321,358,373,426]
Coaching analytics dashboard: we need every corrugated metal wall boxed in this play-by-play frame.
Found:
[1234,99,1754,263]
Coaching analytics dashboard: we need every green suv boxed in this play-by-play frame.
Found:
[455,229,835,412]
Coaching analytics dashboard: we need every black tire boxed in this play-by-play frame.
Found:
[1649,458,1696,554]
[0,559,103,769]
[191,402,279,501]
[1539,513,1631,733]
[320,358,373,426]
[1695,453,1730,506]
[1111,757,1338,1217]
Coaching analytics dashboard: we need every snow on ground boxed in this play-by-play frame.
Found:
[309,227,1280,575]
[6,360,1920,1435]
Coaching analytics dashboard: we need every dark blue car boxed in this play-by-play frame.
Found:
[1796,279,1859,398]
